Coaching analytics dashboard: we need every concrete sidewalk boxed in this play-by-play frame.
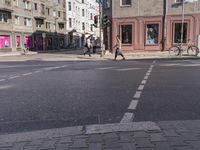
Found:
[0,49,199,62]
[0,120,200,149]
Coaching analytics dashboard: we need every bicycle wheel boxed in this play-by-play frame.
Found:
[169,46,180,56]
[187,46,199,56]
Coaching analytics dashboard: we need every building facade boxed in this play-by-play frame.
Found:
[66,0,100,48]
[104,0,200,52]
[0,0,66,52]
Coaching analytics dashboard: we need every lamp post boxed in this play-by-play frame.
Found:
[181,0,185,47]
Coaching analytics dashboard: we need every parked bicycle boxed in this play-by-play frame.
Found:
[169,39,199,56]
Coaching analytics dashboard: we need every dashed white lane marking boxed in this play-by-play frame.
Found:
[8,75,20,79]
[120,113,134,123]
[144,76,149,80]
[128,100,139,110]
[22,72,33,76]
[133,91,142,99]
[96,67,116,70]
[116,68,143,71]
[34,70,42,73]
[141,80,147,85]
[0,85,14,90]
[146,72,151,76]
[138,85,145,91]
[0,79,6,82]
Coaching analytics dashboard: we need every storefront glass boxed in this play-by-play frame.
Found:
[121,25,132,44]
[146,24,159,45]
[0,35,11,48]
[16,35,20,48]
[25,36,32,48]
[174,23,187,43]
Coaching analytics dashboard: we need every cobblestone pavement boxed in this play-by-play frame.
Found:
[0,120,200,150]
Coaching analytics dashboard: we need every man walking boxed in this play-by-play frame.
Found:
[84,37,91,57]
[113,35,125,61]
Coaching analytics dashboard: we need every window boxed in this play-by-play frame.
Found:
[82,22,85,30]
[68,2,72,11]
[15,16,20,25]
[16,36,21,48]
[53,10,57,17]
[58,11,61,17]
[121,25,132,44]
[175,0,183,3]
[0,35,11,48]
[24,18,32,26]
[69,18,72,28]
[34,3,37,10]
[46,22,50,29]
[35,19,43,28]
[82,9,85,17]
[146,24,159,45]
[46,8,50,15]
[82,0,84,3]
[121,0,131,6]
[58,23,64,30]
[24,0,31,10]
[105,0,110,8]
[174,23,187,43]
[41,4,45,15]
[0,12,8,23]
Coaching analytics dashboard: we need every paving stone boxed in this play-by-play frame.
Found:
[69,148,88,150]
[135,148,157,150]
[0,143,13,148]
[133,131,149,138]
[163,130,180,137]
[0,148,11,150]
[153,142,172,150]
[103,133,119,140]
[187,141,200,149]
[56,147,68,150]
[89,143,102,150]
[158,121,187,130]
[179,132,199,141]
[39,139,57,150]
[149,133,167,142]
[56,143,69,148]
[135,138,155,148]
[58,137,72,144]
[167,137,188,146]
[88,134,103,143]
[119,133,134,143]
[11,142,28,150]
[24,146,40,150]
[70,138,88,148]
[121,143,136,150]
[104,149,121,150]
[27,140,44,146]
[182,120,200,129]
[173,146,193,150]
[104,139,121,149]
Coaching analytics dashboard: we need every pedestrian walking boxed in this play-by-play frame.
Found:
[113,35,125,61]
[84,37,92,57]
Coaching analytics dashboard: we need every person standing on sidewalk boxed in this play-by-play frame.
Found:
[113,35,125,61]
[84,37,91,57]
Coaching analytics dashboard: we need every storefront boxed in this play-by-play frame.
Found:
[0,35,11,49]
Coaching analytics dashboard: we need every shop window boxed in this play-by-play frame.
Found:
[121,25,132,44]
[174,23,187,43]
[16,36,21,48]
[0,35,11,48]
[146,24,159,45]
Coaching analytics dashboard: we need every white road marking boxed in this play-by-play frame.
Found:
[8,76,20,79]
[22,72,33,76]
[116,68,143,71]
[128,100,138,110]
[141,80,147,85]
[34,70,42,73]
[96,67,115,70]
[138,85,145,91]
[146,72,151,76]
[0,79,6,82]
[120,113,134,123]
[133,91,142,99]
[144,76,149,80]
[147,70,152,73]
[0,85,14,90]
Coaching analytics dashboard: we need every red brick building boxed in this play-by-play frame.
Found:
[103,0,200,52]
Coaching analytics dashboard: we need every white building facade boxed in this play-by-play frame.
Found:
[66,0,100,48]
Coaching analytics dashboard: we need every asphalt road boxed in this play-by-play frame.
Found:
[0,59,200,134]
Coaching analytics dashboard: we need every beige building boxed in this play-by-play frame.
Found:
[0,0,66,51]
[104,0,200,52]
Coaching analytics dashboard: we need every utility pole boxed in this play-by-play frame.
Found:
[181,0,185,46]
[99,0,104,57]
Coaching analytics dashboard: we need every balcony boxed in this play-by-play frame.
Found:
[0,0,13,12]
[33,10,46,19]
